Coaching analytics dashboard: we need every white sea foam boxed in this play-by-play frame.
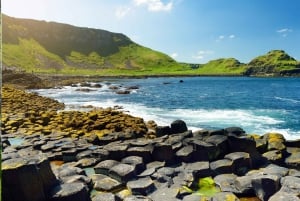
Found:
[274,96,300,104]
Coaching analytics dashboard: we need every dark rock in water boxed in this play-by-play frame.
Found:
[92,193,121,201]
[94,177,122,191]
[209,129,225,136]
[214,174,238,193]
[152,143,175,164]
[109,163,136,183]
[2,155,58,201]
[211,192,239,201]
[94,160,119,175]
[76,88,94,92]
[225,152,252,176]
[155,126,171,137]
[170,120,188,134]
[225,127,245,136]
[127,177,156,196]
[49,182,90,201]
[210,159,233,174]
[252,175,281,201]
[116,90,130,94]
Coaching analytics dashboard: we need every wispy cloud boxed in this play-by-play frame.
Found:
[276,28,293,37]
[115,6,131,19]
[170,52,178,59]
[193,50,214,60]
[216,34,236,42]
[133,0,173,12]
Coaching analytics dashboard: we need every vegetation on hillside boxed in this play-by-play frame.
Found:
[2,14,300,77]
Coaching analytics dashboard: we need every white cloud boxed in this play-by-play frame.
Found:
[216,34,236,42]
[115,6,131,19]
[193,50,214,60]
[276,28,293,37]
[170,52,178,59]
[133,0,173,12]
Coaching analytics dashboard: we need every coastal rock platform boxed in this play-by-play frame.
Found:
[2,86,300,201]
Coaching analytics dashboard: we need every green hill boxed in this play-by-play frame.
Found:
[2,14,185,76]
[245,50,300,76]
[2,14,300,77]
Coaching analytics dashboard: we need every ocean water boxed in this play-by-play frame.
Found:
[33,77,300,140]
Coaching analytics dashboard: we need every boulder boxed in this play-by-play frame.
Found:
[2,155,58,201]
[214,174,238,193]
[152,142,175,164]
[251,174,281,201]
[170,120,188,134]
[210,159,233,174]
[263,133,286,151]
[225,127,245,136]
[262,150,284,165]
[225,152,252,176]
[123,195,154,201]
[155,126,171,137]
[176,145,194,162]
[185,161,212,181]
[127,177,156,195]
[127,146,153,163]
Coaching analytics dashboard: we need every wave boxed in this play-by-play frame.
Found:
[274,96,300,104]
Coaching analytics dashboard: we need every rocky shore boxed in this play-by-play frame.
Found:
[2,86,300,201]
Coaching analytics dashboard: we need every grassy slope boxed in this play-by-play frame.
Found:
[2,14,300,77]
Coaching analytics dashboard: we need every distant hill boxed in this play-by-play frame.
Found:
[245,50,300,76]
[2,14,185,75]
[2,14,300,77]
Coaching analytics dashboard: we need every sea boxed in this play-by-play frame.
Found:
[32,77,300,140]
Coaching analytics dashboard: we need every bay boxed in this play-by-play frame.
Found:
[33,77,300,140]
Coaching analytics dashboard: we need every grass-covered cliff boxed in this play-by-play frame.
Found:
[2,14,185,76]
[2,14,300,77]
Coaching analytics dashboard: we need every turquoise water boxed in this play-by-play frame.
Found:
[33,77,300,139]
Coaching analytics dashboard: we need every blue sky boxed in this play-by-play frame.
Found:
[2,0,300,63]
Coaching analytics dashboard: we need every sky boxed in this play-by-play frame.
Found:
[2,0,300,63]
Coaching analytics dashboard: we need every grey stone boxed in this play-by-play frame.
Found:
[49,182,90,201]
[285,151,300,169]
[94,177,122,191]
[176,145,194,162]
[123,195,154,201]
[225,152,251,176]
[185,161,212,180]
[210,159,233,174]
[122,156,146,174]
[109,163,136,183]
[214,174,238,193]
[94,160,119,175]
[152,143,175,164]
[251,174,281,201]
[92,193,121,201]
[127,146,153,163]
[127,177,156,195]
[149,187,181,201]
